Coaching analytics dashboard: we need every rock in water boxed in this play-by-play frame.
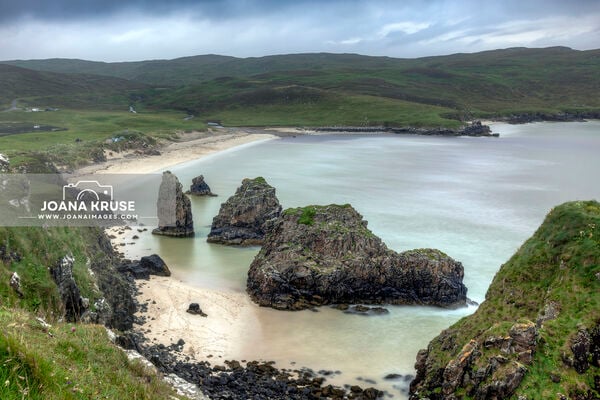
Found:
[153,171,194,237]
[207,177,282,245]
[187,175,216,196]
[247,204,467,310]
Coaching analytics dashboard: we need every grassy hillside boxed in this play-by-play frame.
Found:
[0,226,183,399]
[410,200,600,399]
[0,109,206,169]
[0,64,147,110]
[5,47,600,121]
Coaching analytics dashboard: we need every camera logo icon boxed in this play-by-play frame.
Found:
[63,181,114,201]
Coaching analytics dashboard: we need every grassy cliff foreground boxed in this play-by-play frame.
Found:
[0,226,184,400]
[410,201,600,400]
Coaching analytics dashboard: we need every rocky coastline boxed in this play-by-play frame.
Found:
[312,121,497,137]
[493,110,600,124]
[408,201,600,399]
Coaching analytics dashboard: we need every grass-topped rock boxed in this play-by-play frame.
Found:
[207,177,282,246]
[247,204,467,310]
[409,201,600,400]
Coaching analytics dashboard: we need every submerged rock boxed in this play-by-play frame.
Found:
[207,177,282,245]
[247,204,467,310]
[153,171,194,237]
[186,175,216,196]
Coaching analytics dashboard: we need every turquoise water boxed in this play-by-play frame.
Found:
[125,121,600,398]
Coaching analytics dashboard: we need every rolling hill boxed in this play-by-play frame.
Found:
[2,47,600,125]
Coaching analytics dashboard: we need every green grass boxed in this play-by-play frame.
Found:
[0,227,105,315]
[414,200,600,398]
[0,307,183,400]
[0,109,206,168]
[203,93,459,128]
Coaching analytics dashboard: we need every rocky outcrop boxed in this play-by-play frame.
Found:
[9,271,23,297]
[497,111,600,124]
[153,171,194,237]
[207,177,282,245]
[0,153,9,172]
[247,204,467,310]
[50,254,86,322]
[118,254,171,280]
[313,121,498,137]
[86,229,138,331]
[186,175,216,196]
[410,201,600,400]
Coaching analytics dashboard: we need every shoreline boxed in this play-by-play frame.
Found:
[72,128,280,178]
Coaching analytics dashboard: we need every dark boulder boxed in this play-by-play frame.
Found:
[152,171,194,237]
[247,204,467,310]
[207,177,282,245]
[186,302,207,317]
[186,175,216,196]
[118,254,170,280]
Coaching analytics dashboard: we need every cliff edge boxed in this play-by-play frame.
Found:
[410,201,600,400]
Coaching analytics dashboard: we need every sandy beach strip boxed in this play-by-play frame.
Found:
[135,276,261,362]
[73,128,279,177]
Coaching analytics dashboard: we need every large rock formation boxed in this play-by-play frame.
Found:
[186,175,216,196]
[410,201,600,400]
[153,171,194,237]
[247,204,467,310]
[207,177,282,245]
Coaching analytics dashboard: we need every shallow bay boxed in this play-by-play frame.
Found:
[124,121,600,398]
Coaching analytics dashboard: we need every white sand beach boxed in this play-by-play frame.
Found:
[73,129,278,177]
[135,276,261,361]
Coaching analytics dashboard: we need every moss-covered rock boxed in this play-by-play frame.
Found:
[247,204,467,310]
[410,201,600,400]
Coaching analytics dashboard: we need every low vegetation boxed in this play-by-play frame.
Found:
[0,226,183,399]
[412,201,600,399]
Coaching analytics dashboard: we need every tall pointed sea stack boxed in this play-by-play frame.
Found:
[152,171,194,237]
[207,177,282,245]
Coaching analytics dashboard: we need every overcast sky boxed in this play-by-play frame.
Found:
[0,0,598,62]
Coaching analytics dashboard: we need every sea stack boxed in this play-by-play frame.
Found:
[187,175,216,196]
[152,171,194,237]
[207,177,282,245]
[247,204,467,310]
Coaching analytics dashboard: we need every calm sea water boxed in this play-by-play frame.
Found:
[125,121,600,398]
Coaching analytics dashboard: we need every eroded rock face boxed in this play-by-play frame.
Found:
[51,254,85,322]
[207,177,282,245]
[411,321,537,400]
[187,175,216,196]
[247,204,467,310]
[153,171,194,237]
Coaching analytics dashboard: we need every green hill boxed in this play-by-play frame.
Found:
[0,64,148,110]
[410,200,600,399]
[4,47,600,120]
